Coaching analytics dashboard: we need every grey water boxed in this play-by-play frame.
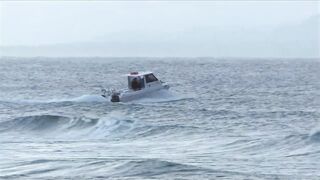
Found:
[0,57,319,179]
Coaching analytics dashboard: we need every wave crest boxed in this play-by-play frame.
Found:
[309,127,320,143]
[0,113,134,139]
[0,112,198,140]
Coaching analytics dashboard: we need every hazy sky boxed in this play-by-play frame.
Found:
[0,1,319,58]
[0,1,318,46]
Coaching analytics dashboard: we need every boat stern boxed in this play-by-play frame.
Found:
[111,93,120,102]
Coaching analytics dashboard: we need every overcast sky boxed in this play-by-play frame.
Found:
[0,1,319,57]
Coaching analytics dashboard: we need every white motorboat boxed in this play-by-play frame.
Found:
[101,71,169,102]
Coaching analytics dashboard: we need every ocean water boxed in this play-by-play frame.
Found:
[0,57,319,179]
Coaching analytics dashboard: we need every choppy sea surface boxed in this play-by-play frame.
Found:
[0,57,319,179]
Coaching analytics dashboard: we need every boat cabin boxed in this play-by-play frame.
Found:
[127,72,159,91]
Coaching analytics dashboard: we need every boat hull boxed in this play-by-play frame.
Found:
[108,83,169,102]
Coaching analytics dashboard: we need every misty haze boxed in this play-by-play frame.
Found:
[0,1,319,58]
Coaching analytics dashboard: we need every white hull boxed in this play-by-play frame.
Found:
[115,83,169,102]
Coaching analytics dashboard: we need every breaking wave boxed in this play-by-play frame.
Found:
[0,113,135,139]
[108,159,213,177]
[309,126,320,143]
[105,158,264,179]
[0,112,195,140]
[0,157,256,179]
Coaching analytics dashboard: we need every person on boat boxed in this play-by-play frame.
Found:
[131,78,141,91]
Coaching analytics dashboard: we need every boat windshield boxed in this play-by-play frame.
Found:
[145,74,158,83]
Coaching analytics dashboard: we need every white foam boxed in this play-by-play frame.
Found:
[70,95,107,103]
[87,111,135,138]
[4,94,107,104]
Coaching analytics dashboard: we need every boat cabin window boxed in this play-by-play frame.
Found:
[145,74,158,83]
[128,76,145,90]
